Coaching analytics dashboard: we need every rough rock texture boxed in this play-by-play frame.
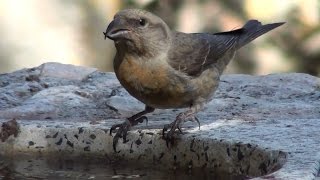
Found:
[0,62,320,179]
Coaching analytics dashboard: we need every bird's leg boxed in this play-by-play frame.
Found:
[110,106,154,152]
[163,106,201,147]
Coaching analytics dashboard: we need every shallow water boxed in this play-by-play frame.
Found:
[0,154,248,180]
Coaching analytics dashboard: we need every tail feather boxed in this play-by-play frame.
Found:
[211,20,284,74]
[238,20,285,48]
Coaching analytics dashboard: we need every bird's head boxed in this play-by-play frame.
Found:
[104,9,171,56]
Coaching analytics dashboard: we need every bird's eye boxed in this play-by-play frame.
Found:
[139,18,147,26]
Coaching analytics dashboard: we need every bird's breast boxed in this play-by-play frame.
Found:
[115,57,191,108]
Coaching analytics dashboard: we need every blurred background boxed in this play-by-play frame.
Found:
[0,0,319,76]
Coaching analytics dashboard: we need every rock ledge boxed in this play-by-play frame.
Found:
[0,63,320,179]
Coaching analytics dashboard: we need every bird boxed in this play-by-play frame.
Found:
[103,9,284,151]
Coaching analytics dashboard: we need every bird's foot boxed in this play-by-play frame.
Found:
[191,115,201,130]
[110,116,147,152]
[162,111,200,147]
[162,112,186,147]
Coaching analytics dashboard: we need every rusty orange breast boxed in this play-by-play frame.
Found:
[117,57,169,90]
[115,57,190,108]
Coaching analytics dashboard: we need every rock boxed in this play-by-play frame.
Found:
[40,62,97,80]
[0,62,320,179]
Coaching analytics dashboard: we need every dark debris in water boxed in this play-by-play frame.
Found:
[0,119,20,142]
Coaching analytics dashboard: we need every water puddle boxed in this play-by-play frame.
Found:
[0,154,248,180]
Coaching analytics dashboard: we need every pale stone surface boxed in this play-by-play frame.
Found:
[0,63,320,179]
[40,62,97,80]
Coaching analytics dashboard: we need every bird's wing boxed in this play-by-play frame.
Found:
[167,31,240,76]
[167,20,285,76]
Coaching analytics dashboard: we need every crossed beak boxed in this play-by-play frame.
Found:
[103,18,130,40]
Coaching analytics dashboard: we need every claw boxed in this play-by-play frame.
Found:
[135,116,148,126]
[110,116,149,152]
[113,131,122,153]
[162,124,170,137]
[110,106,154,153]
[109,124,122,136]
[177,127,183,134]
[165,131,175,147]
[122,127,129,143]
[144,116,149,126]
[163,111,200,146]
[193,116,201,130]
[162,107,201,147]
[109,121,131,152]
[162,120,180,147]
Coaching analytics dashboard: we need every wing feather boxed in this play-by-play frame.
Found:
[167,20,284,77]
[167,31,238,76]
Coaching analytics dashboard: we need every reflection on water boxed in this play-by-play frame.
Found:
[0,154,248,180]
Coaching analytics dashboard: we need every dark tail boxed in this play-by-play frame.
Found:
[212,20,285,74]
[237,20,285,48]
[214,20,285,49]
